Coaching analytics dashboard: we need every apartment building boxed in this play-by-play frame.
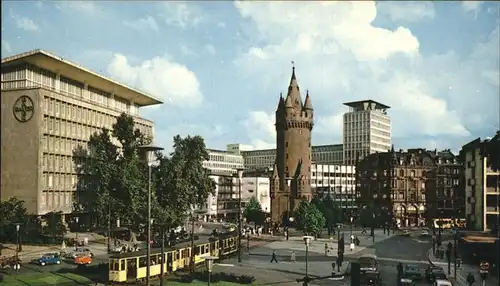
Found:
[1,50,161,216]
[240,144,343,171]
[343,100,392,166]
[311,164,357,212]
[460,133,500,232]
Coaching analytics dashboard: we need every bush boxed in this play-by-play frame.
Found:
[188,272,255,284]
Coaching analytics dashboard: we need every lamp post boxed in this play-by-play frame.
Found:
[372,193,378,242]
[74,217,79,249]
[160,228,166,286]
[236,168,244,263]
[349,216,353,239]
[139,144,164,286]
[15,224,20,270]
[303,236,314,285]
[285,178,292,241]
[205,256,218,286]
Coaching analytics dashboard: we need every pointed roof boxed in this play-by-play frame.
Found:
[276,92,285,112]
[303,90,313,110]
[285,66,303,108]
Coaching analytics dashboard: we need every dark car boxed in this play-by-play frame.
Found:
[403,264,423,280]
[425,265,447,282]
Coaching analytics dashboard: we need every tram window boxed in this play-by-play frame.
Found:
[175,251,180,260]
[182,250,188,258]
[120,260,125,271]
[195,246,200,255]
[204,245,209,253]
[139,257,147,267]
[151,254,159,265]
[113,260,119,271]
[167,252,172,262]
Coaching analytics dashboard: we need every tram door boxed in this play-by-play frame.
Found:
[167,252,173,272]
[126,257,137,278]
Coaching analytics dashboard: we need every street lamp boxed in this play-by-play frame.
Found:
[236,168,244,263]
[74,217,79,249]
[371,193,378,241]
[285,178,292,241]
[205,256,218,286]
[303,236,314,285]
[349,216,353,239]
[139,144,164,286]
[14,224,20,270]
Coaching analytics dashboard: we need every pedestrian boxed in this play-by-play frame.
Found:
[350,242,354,252]
[466,272,475,286]
[270,250,278,263]
[324,243,329,256]
[290,251,296,263]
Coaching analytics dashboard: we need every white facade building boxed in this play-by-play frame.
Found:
[203,149,244,175]
[311,164,357,211]
[343,100,392,166]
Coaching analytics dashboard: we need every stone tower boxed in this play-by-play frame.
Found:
[270,66,314,225]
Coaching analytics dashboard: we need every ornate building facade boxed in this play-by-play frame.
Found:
[358,148,437,227]
[270,67,314,224]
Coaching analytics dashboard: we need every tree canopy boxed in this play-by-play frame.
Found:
[74,113,216,233]
[0,198,42,243]
[311,195,340,235]
[294,201,326,236]
[243,197,265,226]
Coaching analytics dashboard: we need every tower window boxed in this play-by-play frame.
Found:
[286,153,289,159]
[286,142,288,147]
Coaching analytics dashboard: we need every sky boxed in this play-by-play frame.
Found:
[2,1,499,154]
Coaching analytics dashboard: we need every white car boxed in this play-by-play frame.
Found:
[420,230,430,236]
[433,279,453,286]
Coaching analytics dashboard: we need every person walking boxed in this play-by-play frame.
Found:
[466,272,475,286]
[270,250,278,263]
[290,251,296,263]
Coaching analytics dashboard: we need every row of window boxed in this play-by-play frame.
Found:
[207,154,244,164]
[42,172,77,190]
[42,134,87,155]
[2,65,134,114]
[42,153,77,173]
[40,190,73,209]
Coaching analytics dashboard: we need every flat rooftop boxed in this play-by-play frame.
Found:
[343,99,390,109]
[1,49,163,107]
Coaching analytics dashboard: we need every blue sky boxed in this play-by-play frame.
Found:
[2,1,499,153]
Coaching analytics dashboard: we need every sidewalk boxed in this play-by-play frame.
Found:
[427,241,499,286]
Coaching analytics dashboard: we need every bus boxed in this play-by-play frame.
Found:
[433,218,467,229]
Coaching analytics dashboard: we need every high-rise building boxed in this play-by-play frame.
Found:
[460,133,500,232]
[1,50,162,215]
[270,67,314,224]
[343,100,391,165]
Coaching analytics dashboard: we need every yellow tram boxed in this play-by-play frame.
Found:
[108,234,239,283]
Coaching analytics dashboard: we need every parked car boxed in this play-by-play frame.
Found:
[425,265,447,282]
[65,247,93,259]
[38,253,61,266]
[420,229,430,237]
[402,264,423,280]
[399,230,411,236]
[74,254,92,265]
[433,279,453,286]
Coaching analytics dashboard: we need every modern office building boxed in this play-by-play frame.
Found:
[460,133,500,232]
[311,164,357,213]
[343,100,392,165]
[1,49,161,216]
[203,149,245,174]
[240,144,343,171]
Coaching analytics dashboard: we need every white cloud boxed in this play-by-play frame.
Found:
[204,44,216,55]
[233,1,498,148]
[161,2,204,29]
[377,2,435,23]
[244,111,276,149]
[10,10,39,32]
[316,112,344,138]
[461,1,483,13]
[107,54,203,106]
[123,16,159,32]
[55,1,99,14]
[1,40,12,53]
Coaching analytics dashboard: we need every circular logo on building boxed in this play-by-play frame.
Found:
[13,96,34,123]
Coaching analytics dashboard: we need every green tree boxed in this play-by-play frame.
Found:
[43,211,67,243]
[244,197,265,227]
[73,112,151,230]
[359,206,374,227]
[295,201,326,236]
[310,195,340,235]
[0,197,39,242]
[153,135,216,232]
